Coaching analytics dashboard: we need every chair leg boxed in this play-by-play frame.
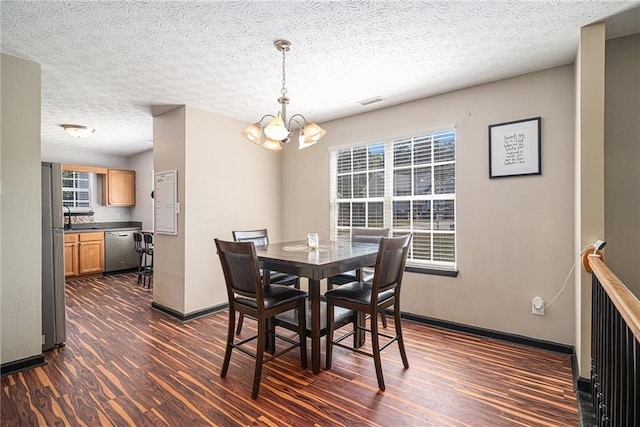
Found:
[395,305,409,369]
[235,313,244,335]
[354,312,365,348]
[371,314,385,391]
[136,253,143,284]
[293,278,301,290]
[221,309,236,378]
[143,254,151,288]
[266,317,275,353]
[325,300,335,370]
[297,302,307,369]
[380,311,388,328]
[327,278,334,291]
[148,253,154,288]
[252,315,266,399]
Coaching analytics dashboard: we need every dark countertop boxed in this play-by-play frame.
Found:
[64,221,142,233]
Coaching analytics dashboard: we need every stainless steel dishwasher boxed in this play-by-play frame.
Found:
[104,231,139,273]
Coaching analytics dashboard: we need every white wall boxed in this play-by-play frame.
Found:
[605,33,640,297]
[1,54,42,364]
[130,149,154,230]
[152,106,283,315]
[283,65,577,345]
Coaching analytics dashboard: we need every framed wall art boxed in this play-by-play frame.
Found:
[489,117,541,178]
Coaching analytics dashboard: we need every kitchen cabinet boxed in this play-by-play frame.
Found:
[64,234,79,276]
[102,169,135,206]
[78,232,105,274]
[64,232,104,276]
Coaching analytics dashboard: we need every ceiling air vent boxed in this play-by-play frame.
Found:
[357,96,383,106]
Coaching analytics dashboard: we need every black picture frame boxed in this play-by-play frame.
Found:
[489,117,541,178]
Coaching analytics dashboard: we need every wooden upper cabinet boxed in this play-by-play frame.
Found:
[103,169,136,206]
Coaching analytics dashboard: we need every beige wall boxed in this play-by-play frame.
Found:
[153,106,283,315]
[153,107,187,313]
[1,54,42,364]
[574,23,606,377]
[605,33,640,297]
[182,106,283,313]
[283,65,576,344]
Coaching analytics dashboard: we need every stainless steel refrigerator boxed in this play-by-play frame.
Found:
[42,161,66,351]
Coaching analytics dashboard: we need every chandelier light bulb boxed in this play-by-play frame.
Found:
[264,115,289,141]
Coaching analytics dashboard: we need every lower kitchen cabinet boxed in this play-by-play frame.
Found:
[64,234,79,276]
[79,232,104,274]
[65,232,104,277]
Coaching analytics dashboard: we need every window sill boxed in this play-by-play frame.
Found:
[405,266,458,277]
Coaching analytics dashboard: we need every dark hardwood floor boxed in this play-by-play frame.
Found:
[2,273,579,426]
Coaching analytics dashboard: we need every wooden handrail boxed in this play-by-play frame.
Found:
[589,256,640,341]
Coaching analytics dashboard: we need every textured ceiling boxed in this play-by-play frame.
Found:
[2,1,639,156]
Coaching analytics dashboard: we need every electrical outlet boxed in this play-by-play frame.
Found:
[115,212,120,219]
[532,296,545,315]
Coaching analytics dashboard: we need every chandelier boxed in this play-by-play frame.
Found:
[241,40,326,151]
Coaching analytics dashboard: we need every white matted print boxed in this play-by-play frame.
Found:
[489,117,541,178]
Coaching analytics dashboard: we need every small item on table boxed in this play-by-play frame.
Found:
[306,233,319,250]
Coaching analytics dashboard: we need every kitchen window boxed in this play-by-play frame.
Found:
[330,129,456,271]
[62,170,91,209]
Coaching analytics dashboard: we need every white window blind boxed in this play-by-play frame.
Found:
[330,129,456,270]
[62,170,91,209]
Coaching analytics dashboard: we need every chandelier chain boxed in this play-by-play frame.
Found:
[281,47,287,97]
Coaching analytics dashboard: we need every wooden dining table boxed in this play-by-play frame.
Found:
[255,240,379,374]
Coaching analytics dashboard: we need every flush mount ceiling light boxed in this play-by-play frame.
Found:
[61,124,95,138]
[241,40,326,151]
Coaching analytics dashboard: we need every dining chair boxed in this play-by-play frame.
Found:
[325,234,412,391]
[215,239,307,399]
[232,229,300,335]
[327,227,390,327]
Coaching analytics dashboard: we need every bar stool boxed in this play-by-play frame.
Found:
[142,232,153,288]
[133,232,146,284]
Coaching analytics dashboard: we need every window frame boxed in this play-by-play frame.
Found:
[330,128,457,271]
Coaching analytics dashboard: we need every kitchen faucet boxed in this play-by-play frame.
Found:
[63,205,72,229]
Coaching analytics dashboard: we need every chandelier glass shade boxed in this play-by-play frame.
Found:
[241,40,326,150]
